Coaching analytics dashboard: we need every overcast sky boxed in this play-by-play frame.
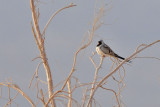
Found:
[0,0,160,107]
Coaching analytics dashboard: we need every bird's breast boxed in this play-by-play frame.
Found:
[96,47,106,56]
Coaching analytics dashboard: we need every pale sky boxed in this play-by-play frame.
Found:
[0,0,160,107]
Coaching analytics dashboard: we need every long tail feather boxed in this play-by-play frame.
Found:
[114,54,125,60]
[114,53,131,63]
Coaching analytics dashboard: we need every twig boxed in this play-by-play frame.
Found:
[136,44,147,52]
[32,56,41,61]
[29,62,43,88]
[89,56,97,68]
[133,56,160,60]
[67,80,72,107]
[4,92,19,107]
[45,90,67,107]
[40,89,47,106]
[100,86,120,107]
[0,83,35,107]
[42,3,77,36]
[56,94,80,107]
[82,88,88,107]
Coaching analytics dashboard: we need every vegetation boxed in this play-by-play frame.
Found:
[0,0,159,107]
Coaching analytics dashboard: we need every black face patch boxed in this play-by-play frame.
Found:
[97,40,102,46]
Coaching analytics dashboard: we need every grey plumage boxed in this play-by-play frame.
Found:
[96,40,128,61]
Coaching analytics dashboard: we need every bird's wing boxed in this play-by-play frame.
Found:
[100,44,115,56]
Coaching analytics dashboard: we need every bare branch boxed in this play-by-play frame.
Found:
[87,57,104,107]
[42,3,77,36]
[40,89,46,106]
[0,83,35,107]
[29,62,43,88]
[67,80,72,107]
[30,0,55,106]
[45,90,65,107]
[56,94,80,107]
[32,56,41,61]
[100,86,120,107]
[4,91,19,107]
[133,56,160,61]
[82,88,88,107]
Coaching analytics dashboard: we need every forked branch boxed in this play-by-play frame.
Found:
[30,0,55,106]
[0,83,35,107]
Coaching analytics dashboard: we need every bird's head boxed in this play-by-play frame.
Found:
[97,40,103,46]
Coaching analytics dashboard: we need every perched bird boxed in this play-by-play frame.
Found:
[96,40,130,62]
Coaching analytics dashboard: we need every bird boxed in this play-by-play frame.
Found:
[96,40,130,62]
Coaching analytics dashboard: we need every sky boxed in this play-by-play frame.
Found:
[0,0,160,107]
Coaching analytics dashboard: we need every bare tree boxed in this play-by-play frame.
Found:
[0,0,160,107]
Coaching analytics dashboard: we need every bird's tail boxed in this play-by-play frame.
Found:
[114,54,125,60]
[114,54,131,63]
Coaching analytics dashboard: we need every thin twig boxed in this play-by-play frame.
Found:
[82,88,88,107]
[89,56,97,68]
[32,56,41,61]
[29,62,43,88]
[4,92,19,107]
[56,94,80,107]
[133,56,160,60]
[100,86,120,107]
[0,83,35,107]
[42,3,77,36]
[45,90,67,107]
